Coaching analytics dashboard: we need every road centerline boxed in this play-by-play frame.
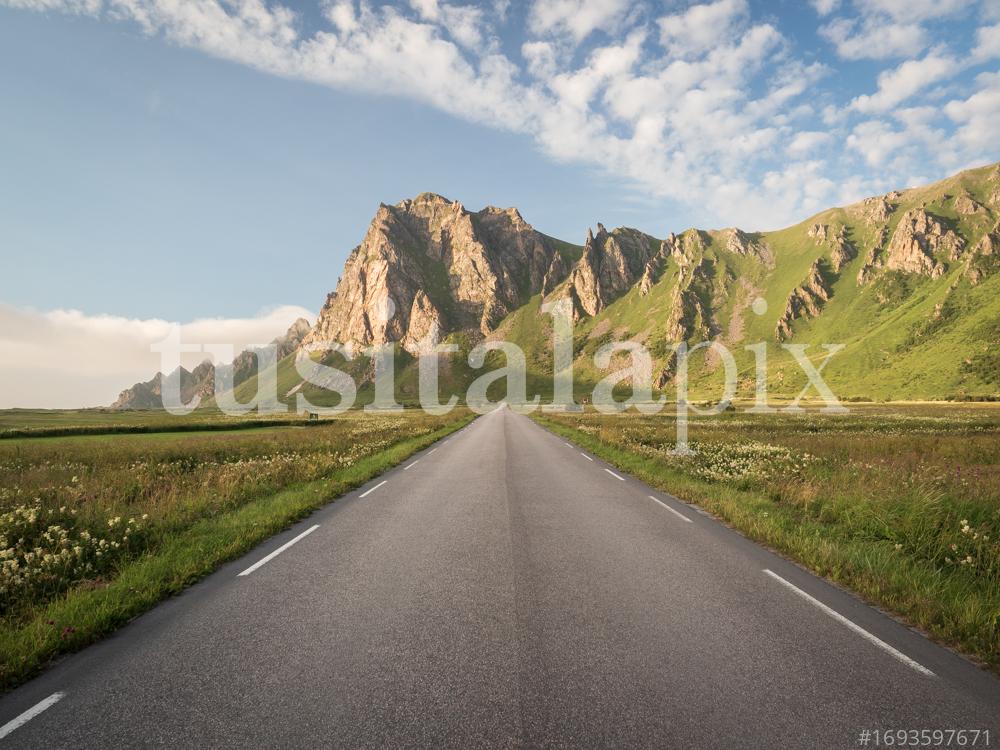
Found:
[238,525,320,577]
[648,495,693,523]
[0,692,65,740]
[360,480,388,498]
[763,569,934,677]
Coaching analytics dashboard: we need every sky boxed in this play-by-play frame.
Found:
[0,0,998,407]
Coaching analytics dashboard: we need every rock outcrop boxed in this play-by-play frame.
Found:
[966,222,1000,285]
[885,209,963,277]
[667,229,709,267]
[775,262,831,341]
[954,193,986,216]
[638,240,671,295]
[541,252,569,296]
[808,223,856,272]
[719,228,773,265]
[858,194,895,226]
[564,225,656,318]
[302,193,563,352]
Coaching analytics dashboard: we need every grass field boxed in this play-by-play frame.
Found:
[2,401,998,688]
[535,403,1000,672]
[0,409,473,690]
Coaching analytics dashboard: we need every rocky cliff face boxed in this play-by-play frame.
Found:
[885,208,965,277]
[301,193,563,353]
[808,223,856,272]
[564,225,657,318]
[775,262,832,341]
[111,319,311,409]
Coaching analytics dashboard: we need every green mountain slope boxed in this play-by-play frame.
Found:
[163,162,1000,410]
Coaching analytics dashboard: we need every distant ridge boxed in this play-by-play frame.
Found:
[114,162,1000,405]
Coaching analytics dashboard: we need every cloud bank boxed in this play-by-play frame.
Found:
[3,0,996,232]
[0,304,313,408]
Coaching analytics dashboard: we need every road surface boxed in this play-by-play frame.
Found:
[2,407,998,748]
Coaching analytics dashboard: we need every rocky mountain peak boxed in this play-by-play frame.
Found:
[301,193,564,353]
[565,225,657,318]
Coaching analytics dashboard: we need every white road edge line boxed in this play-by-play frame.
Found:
[0,692,65,739]
[238,525,320,577]
[648,495,693,523]
[360,480,388,498]
[580,452,593,461]
[762,569,934,677]
[404,460,419,470]
[428,447,438,455]
[604,469,625,481]
[563,442,572,447]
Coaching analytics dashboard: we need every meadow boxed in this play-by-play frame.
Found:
[0,409,472,689]
[535,403,1000,672]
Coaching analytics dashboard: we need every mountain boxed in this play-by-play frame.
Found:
[302,192,574,354]
[117,162,1000,407]
[111,318,311,410]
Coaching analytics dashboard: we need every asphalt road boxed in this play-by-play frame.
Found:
[2,407,998,748]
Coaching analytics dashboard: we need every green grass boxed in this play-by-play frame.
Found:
[506,161,1000,402]
[0,410,473,690]
[534,404,1000,672]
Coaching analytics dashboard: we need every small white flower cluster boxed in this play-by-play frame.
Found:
[0,501,146,615]
[639,440,815,483]
[943,518,998,573]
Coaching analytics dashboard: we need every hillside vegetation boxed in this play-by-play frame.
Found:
[114,163,1000,411]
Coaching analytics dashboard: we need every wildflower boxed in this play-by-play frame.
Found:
[894,543,902,550]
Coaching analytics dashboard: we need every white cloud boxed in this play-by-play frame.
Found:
[657,0,748,59]
[809,0,839,16]
[853,0,969,22]
[819,0,974,62]
[526,0,631,43]
[786,130,833,156]
[846,105,947,172]
[820,16,926,60]
[845,119,910,166]
[0,304,313,408]
[408,0,488,50]
[972,23,1000,61]
[944,71,1000,160]
[849,51,956,113]
[2,0,100,12]
[1,0,995,249]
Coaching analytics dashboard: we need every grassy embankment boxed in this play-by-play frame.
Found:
[0,409,473,690]
[535,403,1000,671]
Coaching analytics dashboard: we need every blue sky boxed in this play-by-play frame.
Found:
[0,0,998,406]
